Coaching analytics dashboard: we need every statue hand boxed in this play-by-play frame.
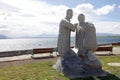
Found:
[74,23,78,28]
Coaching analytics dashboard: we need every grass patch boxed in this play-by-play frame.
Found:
[0,56,120,80]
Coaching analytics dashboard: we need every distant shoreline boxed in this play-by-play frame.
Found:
[0,35,120,39]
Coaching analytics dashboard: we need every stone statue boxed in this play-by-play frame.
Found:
[53,9,87,79]
[75,13,109,77]
[57,9,75,57]
[53,10,109,79]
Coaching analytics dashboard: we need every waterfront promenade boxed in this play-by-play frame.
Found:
[0,44,120,62]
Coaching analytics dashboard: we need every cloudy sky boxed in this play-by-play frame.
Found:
[0,0,120,38]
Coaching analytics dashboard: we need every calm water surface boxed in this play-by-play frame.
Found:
[0,37,120,52]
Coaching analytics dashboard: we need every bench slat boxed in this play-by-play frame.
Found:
[96,46,113,55]
[112,42,120,46]
[96,46,113,51]
[33,48,53,54]
[31,48,54,58]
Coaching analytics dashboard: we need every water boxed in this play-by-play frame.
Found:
[0,38,57,52]
[0,36,120,52]
[97,36,120,44]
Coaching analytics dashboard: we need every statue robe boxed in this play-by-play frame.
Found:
[57,18,75,57]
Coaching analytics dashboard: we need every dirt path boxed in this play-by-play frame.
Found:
[0,57,57,68]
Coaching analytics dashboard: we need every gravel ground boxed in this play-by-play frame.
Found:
[0,57,57,68]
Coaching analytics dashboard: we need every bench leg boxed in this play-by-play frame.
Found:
[31,50,34,58]
[49,52,55,57]
[109,51,113,55]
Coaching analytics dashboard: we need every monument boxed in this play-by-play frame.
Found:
[53,10,109,79]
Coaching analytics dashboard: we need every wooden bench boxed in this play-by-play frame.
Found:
[112,42,120,46]
[31,48,54,58]
[96,46,113,55]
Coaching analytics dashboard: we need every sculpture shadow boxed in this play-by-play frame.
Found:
[70,74,120,80]
[70,76,95,80]
[97,74,120,80]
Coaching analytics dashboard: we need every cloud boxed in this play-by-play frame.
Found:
[0,0,119,38]
[0,0,67,37]
[74,3,94,14]
[118,5,120,8]
[72,3,115,23]
[94,21,120,34]
[74,3,115,15]
[96,4,115,15]
[0,2,20,13]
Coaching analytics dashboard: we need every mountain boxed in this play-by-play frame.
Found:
[36,33,58,38]
[0,35,8,39]
[0,33,120,39]
[96,33,120,37]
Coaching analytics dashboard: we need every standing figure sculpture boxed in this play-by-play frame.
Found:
[57,9,75,57]
[75,13,109,77]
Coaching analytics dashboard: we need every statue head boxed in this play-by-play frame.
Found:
[66,9,73,19]
[78,13,85,23]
